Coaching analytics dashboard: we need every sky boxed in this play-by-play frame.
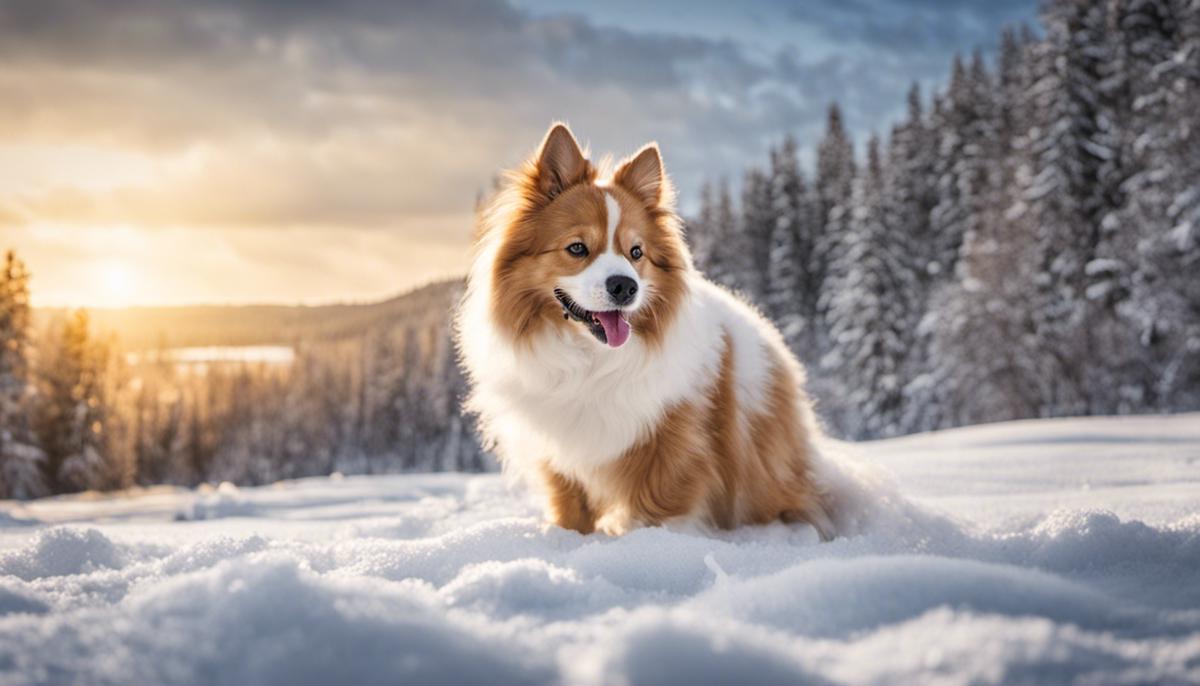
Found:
[1,0,1038,308]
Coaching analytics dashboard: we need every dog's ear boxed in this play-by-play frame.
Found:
[535,123,590,202]
[613,143,666,209]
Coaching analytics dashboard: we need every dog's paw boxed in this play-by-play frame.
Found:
[595,508,642,537]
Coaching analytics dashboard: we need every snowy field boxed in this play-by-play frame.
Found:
[1,414,1198,685]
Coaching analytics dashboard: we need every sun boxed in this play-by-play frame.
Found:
[93,259,138,308]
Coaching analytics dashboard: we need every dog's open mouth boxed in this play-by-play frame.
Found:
[554,289,631,348]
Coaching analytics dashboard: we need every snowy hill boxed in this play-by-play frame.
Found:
[0,414,1198,685]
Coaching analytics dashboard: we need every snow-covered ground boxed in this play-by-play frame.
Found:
[1,414,1198,685]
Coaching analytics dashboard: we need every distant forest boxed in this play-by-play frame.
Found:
[2,0,1198,498]
[1,256,487,500]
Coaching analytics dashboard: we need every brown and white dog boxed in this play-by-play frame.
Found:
[457,123,833,538]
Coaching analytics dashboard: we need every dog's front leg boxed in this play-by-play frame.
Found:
[540,463,596,534]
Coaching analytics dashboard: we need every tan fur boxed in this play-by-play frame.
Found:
[541,464,596,535]
[541,333,827,538]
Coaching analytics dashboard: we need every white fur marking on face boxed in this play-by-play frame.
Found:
[559,253,640,312]
[605,192,621,251]
[556,189,642,313]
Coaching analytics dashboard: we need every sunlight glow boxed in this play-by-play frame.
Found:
[94,259,139,308]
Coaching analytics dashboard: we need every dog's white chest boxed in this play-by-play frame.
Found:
[504,308,721,473]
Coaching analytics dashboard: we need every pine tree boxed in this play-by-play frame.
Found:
[928,53,996,281]
[739,167,775,302]
[912,30,1048,431]
[1140,0,1200,407]
[689,181,717,272]
[34,310,112,493]
[0,250,45,499]
[915,178,1047,430]
[997,26,1032,153]
[0,251,31,436]
[764,135,813,347]
[882,84,938,397]
[1099,0,1195,407]
[705,178,742,292]
[812,104,857,357]
[888,84,939,291]
[821,137,910,438]
[1017,0,1116,415]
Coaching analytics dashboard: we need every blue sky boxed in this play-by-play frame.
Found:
[1,0,1039,305]
[511,0,1038,165]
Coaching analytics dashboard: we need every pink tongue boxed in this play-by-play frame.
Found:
[595,311,630,348]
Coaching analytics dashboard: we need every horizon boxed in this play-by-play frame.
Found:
[28,274,461,312]
[2,0,1038,308]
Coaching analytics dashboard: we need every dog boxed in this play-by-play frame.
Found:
[457,123,833,539]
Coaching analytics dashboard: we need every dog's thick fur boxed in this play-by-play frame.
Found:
[457,123,832,538]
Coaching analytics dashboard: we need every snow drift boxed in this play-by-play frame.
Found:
[0,414,1197,685]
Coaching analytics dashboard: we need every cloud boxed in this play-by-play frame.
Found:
[0,0,1037,303]
[0,0,992,231]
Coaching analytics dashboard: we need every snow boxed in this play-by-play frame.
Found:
[1,414,1198,685]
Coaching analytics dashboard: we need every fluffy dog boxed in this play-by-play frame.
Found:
[457,123,833,538]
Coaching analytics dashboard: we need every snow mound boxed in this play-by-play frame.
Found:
[182,481,255,521]
[0,414,1197,685]
[0,527,126,581]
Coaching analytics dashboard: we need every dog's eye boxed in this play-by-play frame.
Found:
[630,246,643,261]
[566,242,589,257]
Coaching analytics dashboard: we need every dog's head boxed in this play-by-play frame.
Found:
[484,123,690,350]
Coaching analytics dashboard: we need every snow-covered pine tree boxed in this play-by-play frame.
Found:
[993,23,1038,241]
[764,146,798,322]
[704,178,743,292]
[765,135,816,349]
[689,181,717,273]
[1140,0,1200,408]
[0,251,30,438]
[739,166,775,304]
[927,58,967,286]
[362,326,411,472]
[812,104,857,358]
[1017,0,1116,416]
[0,250,46,499]
[1082,0,1176,410]
[1063,0,1177,413]
[881,85,938,429]
[903,53,1002,431]
[821,136,909,438]
[917,145,1047,430]
[928,53,996,282]
[129,345,192,486]
[887,83,938,294]
[940,24,1047,427]
[997,26,1034,158]
[33,310,113,493]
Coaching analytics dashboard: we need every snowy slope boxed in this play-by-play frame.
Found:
[0,414,1198,685]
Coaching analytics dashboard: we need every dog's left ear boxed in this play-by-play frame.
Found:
[614,143,666,208]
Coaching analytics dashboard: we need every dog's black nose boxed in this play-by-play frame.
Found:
[606,275,638,306]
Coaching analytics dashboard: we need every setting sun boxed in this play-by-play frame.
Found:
[93,259,138,309]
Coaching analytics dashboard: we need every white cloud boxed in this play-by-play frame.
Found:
[0,0,1036,303]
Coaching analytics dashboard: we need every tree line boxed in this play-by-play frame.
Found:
[0,254,486,500]
[689,0,1199,439]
